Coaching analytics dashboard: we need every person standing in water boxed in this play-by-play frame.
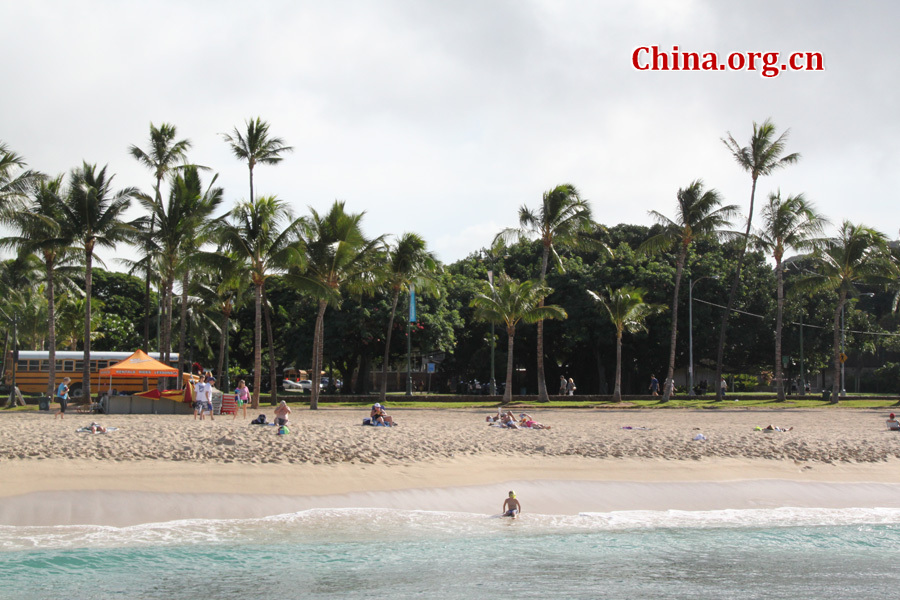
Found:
[502,491,521,518]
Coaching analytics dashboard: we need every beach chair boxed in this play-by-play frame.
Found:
[886,420,900,431]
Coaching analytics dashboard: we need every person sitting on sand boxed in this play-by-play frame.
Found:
[886,413,900,430]
[502,491,521,518]
[370,403,394,426]
[274,400,291,427]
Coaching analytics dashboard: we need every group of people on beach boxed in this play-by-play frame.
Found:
[486,410,551,430]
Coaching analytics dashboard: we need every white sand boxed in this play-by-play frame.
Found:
[2,407,900,525]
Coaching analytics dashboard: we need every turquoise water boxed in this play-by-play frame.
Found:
[3,508,900,599]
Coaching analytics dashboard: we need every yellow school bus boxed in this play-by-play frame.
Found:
[4,351,181,397]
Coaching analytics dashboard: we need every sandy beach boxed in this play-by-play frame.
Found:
[2,407,900,526]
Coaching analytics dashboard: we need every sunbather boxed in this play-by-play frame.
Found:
[518,413,551,429]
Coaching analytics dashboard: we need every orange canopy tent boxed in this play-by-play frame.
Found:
[99,349,192,404]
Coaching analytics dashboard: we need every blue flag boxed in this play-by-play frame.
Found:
[409,286,416,322]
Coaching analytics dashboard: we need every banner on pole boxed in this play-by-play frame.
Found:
[409,286,416,322]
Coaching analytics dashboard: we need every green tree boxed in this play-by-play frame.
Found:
[289,201,385,409]
[755,191,827,400]
[0,175,80,396]
[60,162,137,398]
[220,196,302,408]
[640,180,736,401]
[716,119,800,400]
[222,117,293,204]
[379,232,439,401]
[471,274,567,403]
[129,123,192,351]
[588,286,664,401]
[496,184,599,401]
[0,141,43,211]
[798,221,894,403]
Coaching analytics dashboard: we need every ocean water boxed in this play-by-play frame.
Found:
[3,507,900,599]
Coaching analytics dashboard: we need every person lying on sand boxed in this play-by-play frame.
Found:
[760,425,793,432]
[500,411,520,429]
[518,413,551,429]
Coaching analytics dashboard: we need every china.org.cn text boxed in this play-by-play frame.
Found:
[632,45,824,78]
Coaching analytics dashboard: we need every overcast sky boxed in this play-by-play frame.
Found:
[2,0,897,267]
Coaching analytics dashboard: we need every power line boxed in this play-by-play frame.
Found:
[692,297,900,338]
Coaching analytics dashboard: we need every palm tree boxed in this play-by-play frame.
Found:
[471,275,567,403]
[129,123,192,351]
[0,141,43,211]
[588,286,664,402]
[798,221,894,403]
[495,184,599,401]
[639,180,737,401]
[0,175,80,397]
[172,169,224,383]
[379,233,439,402]
[220,196,303,408]
[716,119,800,400]
[755,191,827,401]
[222,117,293,204]
[60,162,138,398]
[289,201,385,409]
[194,251,251,394]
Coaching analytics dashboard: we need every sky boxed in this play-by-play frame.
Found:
[2,0,898,267]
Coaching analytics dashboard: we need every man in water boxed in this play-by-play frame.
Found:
[502,491,521,518]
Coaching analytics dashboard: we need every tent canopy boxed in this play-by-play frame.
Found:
[99,349,178,377]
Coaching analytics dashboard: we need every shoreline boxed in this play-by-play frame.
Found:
[4,457,900,526]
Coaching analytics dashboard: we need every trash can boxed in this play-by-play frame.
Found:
[821,389,830,400]
[39,396,50,411]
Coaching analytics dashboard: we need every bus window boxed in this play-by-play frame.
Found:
[55,360,63,372]
[75,361,83,372]
[97,361,108,369]
[28,360,40,372]
[40,360,50,372]
[17,360,28,371]
[64,360,74,372]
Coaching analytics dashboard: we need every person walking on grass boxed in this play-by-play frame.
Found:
[649,374,659,396]
[55,377,70,419]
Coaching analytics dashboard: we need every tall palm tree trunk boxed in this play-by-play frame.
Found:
[662,249,687,402]
[613,330,623,402]
[310,299,327,410]
[715,177,758,400]
[262,287,278,405]
[177,270,189,384]
[380,290,401,402]
[504,327,515,403]
[82,246,94,399]
[536,245,550,402]
[45,260,56,399]
[774,262,786,401]
[252,282,262,409]
[217,309,230,387]
[831,292,845,404]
